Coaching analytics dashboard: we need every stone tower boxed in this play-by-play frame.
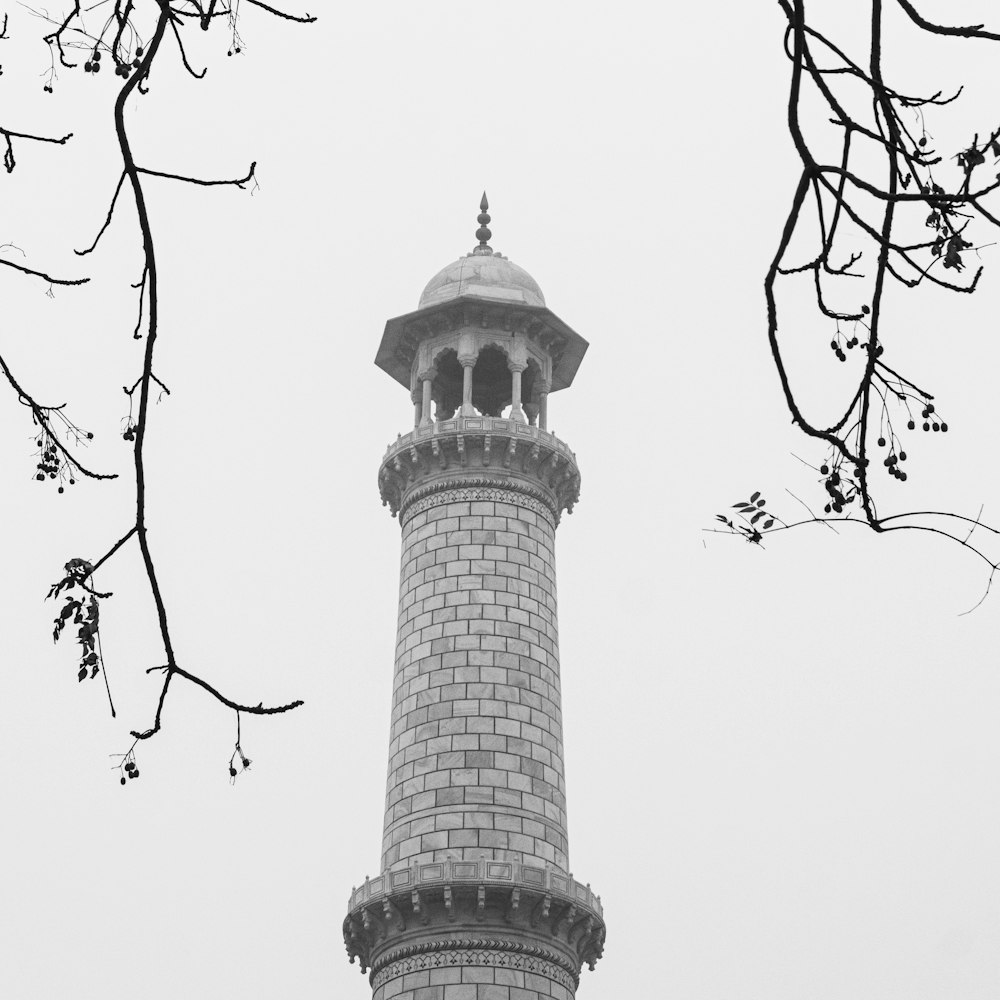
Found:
[343,196,606,1000]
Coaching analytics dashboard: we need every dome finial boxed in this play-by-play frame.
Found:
[473,191,493,256]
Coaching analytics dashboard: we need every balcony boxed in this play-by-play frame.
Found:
[377,415,582,524]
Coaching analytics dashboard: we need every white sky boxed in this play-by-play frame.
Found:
[2,2,1000,998]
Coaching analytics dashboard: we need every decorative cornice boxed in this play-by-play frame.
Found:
[378,416,581,524]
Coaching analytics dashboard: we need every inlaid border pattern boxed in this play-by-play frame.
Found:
[400,482,557,528]
[371,940,577,992]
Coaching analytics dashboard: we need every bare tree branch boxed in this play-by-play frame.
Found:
[716,1,1000,604]
[244,0,316,23]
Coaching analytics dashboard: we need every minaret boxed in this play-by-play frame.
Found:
[344,196,606,1000]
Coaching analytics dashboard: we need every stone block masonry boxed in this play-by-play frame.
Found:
[383,494,569,874]
[372,968,575,1000]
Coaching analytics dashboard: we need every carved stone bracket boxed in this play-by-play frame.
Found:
[505,887,521,924]
[383,898,405,932]
[530,893,552,929]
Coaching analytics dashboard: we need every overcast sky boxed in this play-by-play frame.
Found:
[2,2,1000,998]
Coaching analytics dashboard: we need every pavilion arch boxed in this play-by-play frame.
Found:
[430,347,463,420]
[471,345,513,417]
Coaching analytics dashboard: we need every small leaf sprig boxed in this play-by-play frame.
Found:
[48,557,117,716]
[48,558,108,682]
[715,491,783,545]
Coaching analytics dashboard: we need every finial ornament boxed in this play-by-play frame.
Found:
[473,191,493,256]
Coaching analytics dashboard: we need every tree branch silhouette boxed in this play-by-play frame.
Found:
[4,0,314,782]
[714,0,1000,608]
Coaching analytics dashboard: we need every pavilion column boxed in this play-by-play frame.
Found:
[418,367,436,427]
[538,379,551,431]
[411,386,422,428]
[458,353,477,416]
[508,361,527,424]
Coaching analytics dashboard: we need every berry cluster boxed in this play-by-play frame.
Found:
[114,56,143,79]
[226,17,246,58]
[905,403,949,433]
[829,336,855,362]
[31,412,93,493]
[875,436,909,482]
[228,743,252,782]
[83,44,144,78]
[828,317,883,363]
[122,420,136,442]
[115,751,141,786]
[819,465,858,514]
[34,434,73,493]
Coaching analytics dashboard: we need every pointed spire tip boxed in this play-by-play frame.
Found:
[473,190,493,255]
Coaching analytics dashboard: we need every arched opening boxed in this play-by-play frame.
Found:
[471,346,512,417]
[432,350,464,420]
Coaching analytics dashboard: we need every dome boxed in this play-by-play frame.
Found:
[376,196,589,393]
[418,252,546,310]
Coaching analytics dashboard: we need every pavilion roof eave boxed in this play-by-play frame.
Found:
[374,295,588,392]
